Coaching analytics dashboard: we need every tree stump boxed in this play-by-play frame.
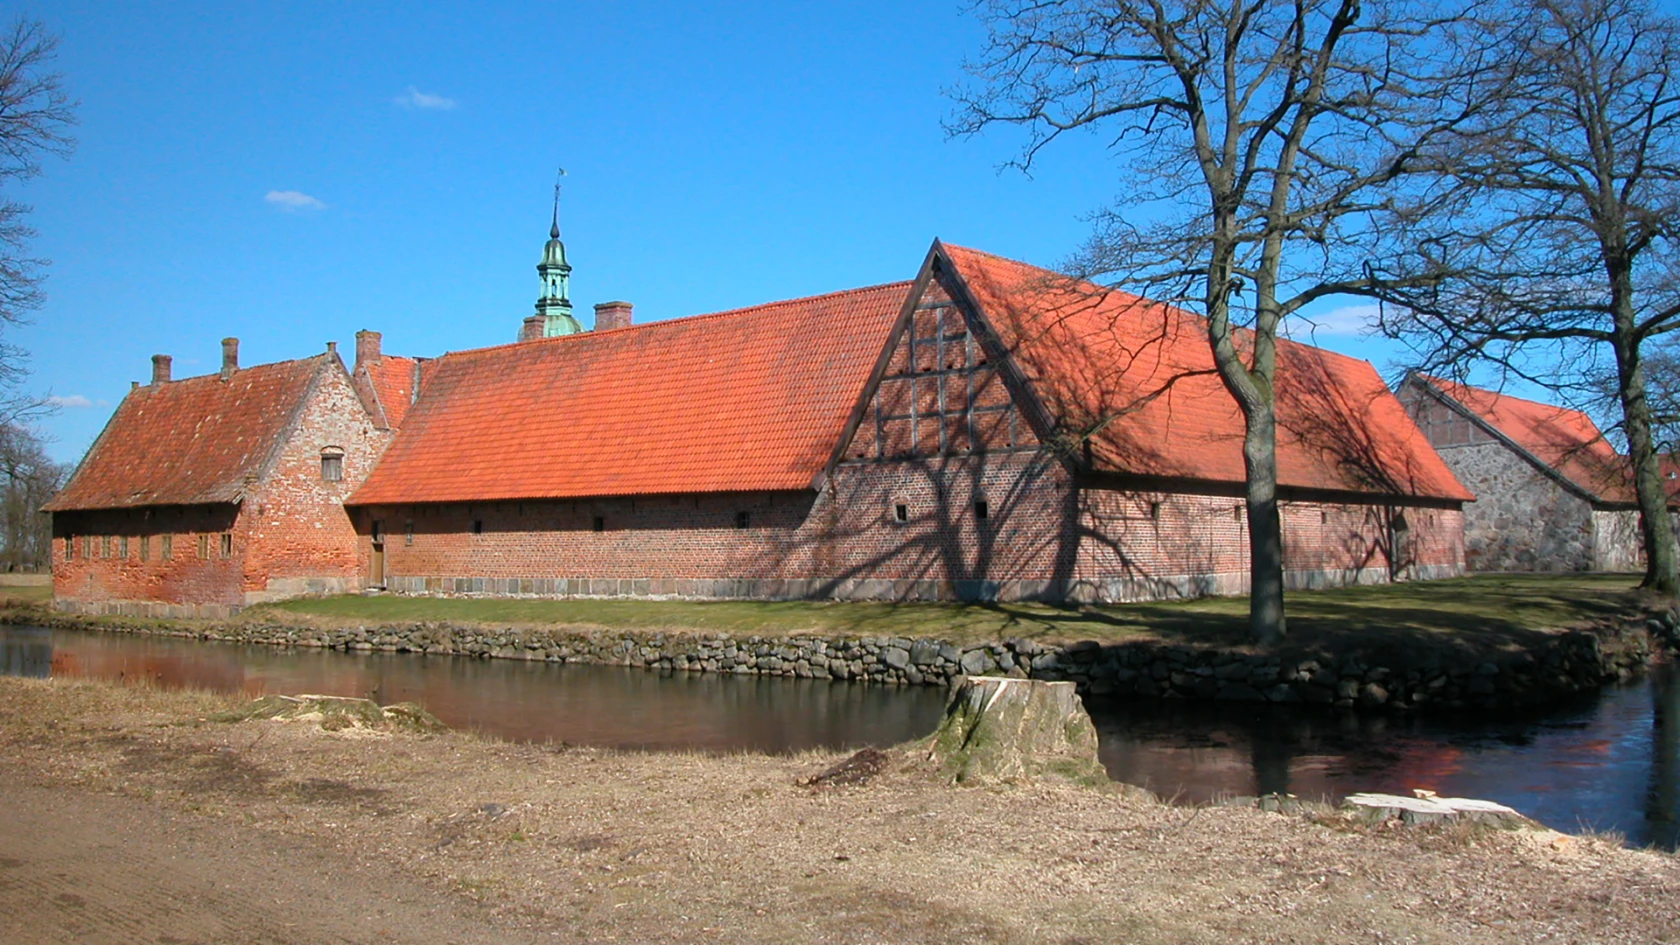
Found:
[1341,792,1531,828]
[924,676,1107,785]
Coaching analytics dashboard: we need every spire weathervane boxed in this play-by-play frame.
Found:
[533,167,581,337]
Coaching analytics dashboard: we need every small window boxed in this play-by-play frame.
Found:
[66,535,76,560]
[472,519,483,535]
[161,535,173,560]
[321,449,344,483]
[120,536,129,559]
[593,516,605,532]
[1320,509,1328,524]
[735,511,750,529]
[198,534,209,559]
[103,535,113,558]
[974,501,989,521]
[1232,506,1242,521]
[404,520,414,546]
[894,503,908,524]
[1148,501,1161,520]
[139,535,150,561]
[220,533,232,558]
[371,519,384,542]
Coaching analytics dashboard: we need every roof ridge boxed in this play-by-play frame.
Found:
[945,242,1381,372]
[1422,374,1602,422]
[152,352,328,387]
[437,280,917,363]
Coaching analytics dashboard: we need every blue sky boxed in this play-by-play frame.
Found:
[21,1,1418,464]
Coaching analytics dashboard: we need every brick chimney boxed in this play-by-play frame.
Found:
[151,354,172,385]
[594,301,633,332]
[355,329,382,368]
[221,337,239,380]
[519,315,546,343]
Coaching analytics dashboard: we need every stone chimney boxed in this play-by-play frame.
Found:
[151,354,172,386]
[355,329,382,368]
[519,315,546,343]
[594,301,633,332]
[220,337,239,380]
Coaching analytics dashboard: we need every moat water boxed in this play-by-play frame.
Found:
[4,626,1676,849]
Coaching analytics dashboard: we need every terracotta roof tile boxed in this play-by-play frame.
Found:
[44,357,326,511]
[349,283,911,505]
[354,355,421,429]
[1418,376,1639,504]
[941,244,1471,501]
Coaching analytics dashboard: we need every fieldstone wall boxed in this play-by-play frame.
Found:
[33,605,1671,714]
[1434,441,1599,571]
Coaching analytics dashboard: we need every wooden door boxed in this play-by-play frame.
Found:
[371,541,385,587]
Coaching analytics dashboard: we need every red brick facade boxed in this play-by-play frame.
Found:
[356,454,1462,602]
[50,352,389,617]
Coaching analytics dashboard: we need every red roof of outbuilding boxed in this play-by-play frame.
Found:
[940,244,1472,500]
[1415,376,1637,503]
[43,356,328,511]
[348,283,912,505]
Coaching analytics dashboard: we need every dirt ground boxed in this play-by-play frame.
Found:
[2,677,1677,945]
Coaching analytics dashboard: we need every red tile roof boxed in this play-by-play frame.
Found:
[348,283,912,505]
[940,244,1472,501]
[353,355,422,429]
[44,357,328,511]
[1416,376,1637,504]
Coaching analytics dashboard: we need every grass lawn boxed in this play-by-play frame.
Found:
[0,585,52,604]
[252,573,1659,662]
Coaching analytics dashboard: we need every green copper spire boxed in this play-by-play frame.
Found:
[536,170,582,337]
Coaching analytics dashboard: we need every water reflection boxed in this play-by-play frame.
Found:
[1088,662,1679,848]
[1,627,947,754]
[5,625,1675,848]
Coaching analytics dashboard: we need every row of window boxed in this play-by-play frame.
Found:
[63,533,233,562]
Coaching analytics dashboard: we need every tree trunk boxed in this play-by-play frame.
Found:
[1245,404,1288,643]
[1613,314,1679,595]
[923,676,1106,786]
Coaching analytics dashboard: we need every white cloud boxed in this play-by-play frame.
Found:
[48,394,94,408]
[393,87,456,110]
[1284,303,1382,339]
[265,190,326,212]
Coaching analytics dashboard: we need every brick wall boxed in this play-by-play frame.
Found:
[242,362,390,603]
[357,452,1462,602]
[51,504,247,617]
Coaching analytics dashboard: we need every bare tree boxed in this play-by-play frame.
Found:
[0,17,74,400]
[950,0,1499,642]
[1371,0,1680,594]
[0,421,64,570]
